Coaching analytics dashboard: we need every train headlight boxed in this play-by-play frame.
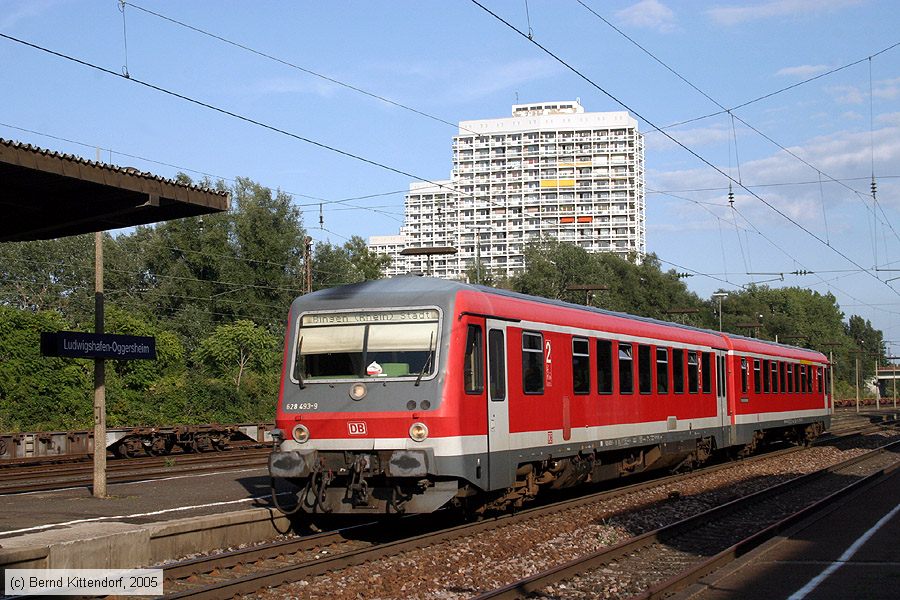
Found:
[409,422,429,442]
[292,424,310,444]
[349,382,367,401]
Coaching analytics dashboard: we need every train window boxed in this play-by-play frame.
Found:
[780,362,786,393]
[295,310,440,381]
[464,325,484,395]
[763,360,771,393]
[597,340,613,394]
[522,331,544,395]
[488,330,506,401]
[817,366,823,392]
[741,358,748,394]
[795,364,801,393]
[572,338,591,395]
[687,351,699,393]
[787,364,794,393]
[656,347,669,394]
[771,361,779,394]
[753,360,761,394]
[824,367,831,395]
[619,343,634,394]
[802,365,810,393]
[673,349,685,394]
[638,345,652,394]
[701,352,711,394]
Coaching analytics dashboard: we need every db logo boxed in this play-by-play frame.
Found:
[348,421,367,436]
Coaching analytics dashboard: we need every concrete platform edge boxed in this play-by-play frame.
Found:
[0,506,292,572]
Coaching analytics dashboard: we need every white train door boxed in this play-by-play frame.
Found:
[716,350,733,446]
[486,321,510,489]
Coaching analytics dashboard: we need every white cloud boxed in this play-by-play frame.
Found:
[645,125,734,153]
[827,78,900,106]
[249,76,338,98]
[841,111,864,121]
[650,122,900,228]
[0,0,60,30]
[707,0,862,26]
[452,58,561,103]
[776,64,830,78]
[615,0,677,32]
[828,84,866,105]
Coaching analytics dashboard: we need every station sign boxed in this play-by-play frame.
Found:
[40,331,156,360]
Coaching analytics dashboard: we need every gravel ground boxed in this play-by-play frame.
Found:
[248,431,900,600]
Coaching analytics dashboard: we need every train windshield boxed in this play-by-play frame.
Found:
[294,309,440,381]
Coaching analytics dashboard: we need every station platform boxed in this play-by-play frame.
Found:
[682,462,900,599]
[0,462,298,572]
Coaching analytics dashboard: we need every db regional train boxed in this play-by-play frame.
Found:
[268,277,830,514]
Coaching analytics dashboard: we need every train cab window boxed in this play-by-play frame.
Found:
[488,330,506,401]
[741,358,748,394]
[824,367,831,395]
[464,325,484,395]
[817,367,823,393]
[295,309,440,381]
[687,351,699,393]
[763,360,771,393]
[771,361,779,393]
[522,331,544,395]
[673,349,685,394]
[787,364,794,393]
[638,345,652,394]
[619,343,634,394]
[701,352,711,394]
[780,362,786,393]
[656,347,669,394]
[753,360,762,394]
[597,340,613,394]
[572,338,591,395]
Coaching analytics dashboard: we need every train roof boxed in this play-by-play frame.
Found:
[295,277,826,362]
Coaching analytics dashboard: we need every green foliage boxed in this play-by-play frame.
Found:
[0,306,92,431]
[195,320,280,391]
[510,240,708,327]
[312,235,390,289]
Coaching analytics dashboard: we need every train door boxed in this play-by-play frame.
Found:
[486,320,510,489]
[716,350,734,446]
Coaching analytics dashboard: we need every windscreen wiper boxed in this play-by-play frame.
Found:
[415,331,435,387]
[296,336,306,389]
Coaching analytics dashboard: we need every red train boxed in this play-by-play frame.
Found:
[268,277,830,514]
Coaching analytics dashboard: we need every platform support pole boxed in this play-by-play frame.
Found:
[93,229,106,498]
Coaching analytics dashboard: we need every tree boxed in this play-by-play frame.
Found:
[195,320,280,390]
[509,240,706,324]
[312,236,390,289]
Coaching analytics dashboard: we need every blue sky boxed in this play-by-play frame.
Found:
[2,0,899,345]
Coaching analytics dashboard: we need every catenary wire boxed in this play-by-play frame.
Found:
[468,0,900,299]
[574,0,900,250]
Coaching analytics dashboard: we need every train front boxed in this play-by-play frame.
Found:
[268,280,465,514]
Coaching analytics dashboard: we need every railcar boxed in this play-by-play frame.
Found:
[268,277,830,514]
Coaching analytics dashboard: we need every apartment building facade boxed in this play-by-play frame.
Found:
[370,100,645,279]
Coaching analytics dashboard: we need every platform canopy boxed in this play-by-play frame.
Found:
[0,138,229,242]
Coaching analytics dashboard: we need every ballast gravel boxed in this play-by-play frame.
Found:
[250,430,900,600]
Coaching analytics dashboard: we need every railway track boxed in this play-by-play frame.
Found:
[475,440,900,599]
[152,419,900,600]
[0,446,271,494]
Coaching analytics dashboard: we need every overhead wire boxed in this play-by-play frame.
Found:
[0,30,511,229]
[468,1,900,299]
[0,121,407,224]
[574,0,900,247]
[123,1,486,137]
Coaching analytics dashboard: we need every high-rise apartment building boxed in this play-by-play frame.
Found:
[369,100,645,279]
